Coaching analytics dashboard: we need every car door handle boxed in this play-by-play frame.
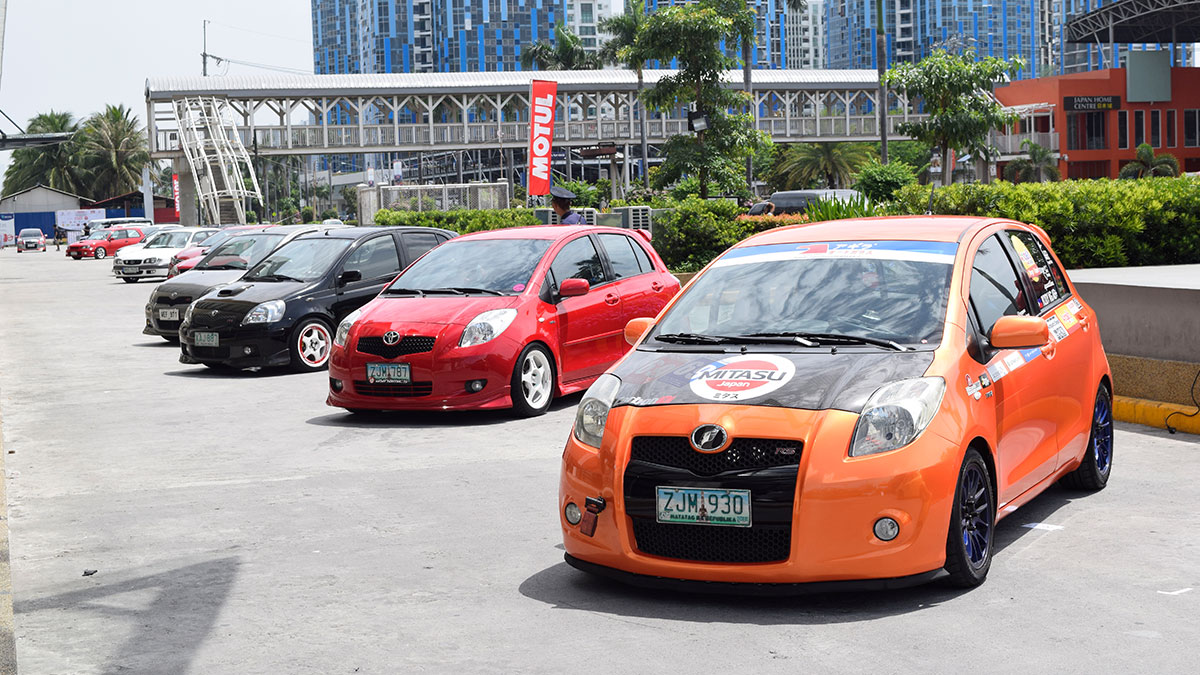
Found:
[1078,312,1091,332]
[650,281,664,292]
[1041,342,1056,360]
[604,293,619,306]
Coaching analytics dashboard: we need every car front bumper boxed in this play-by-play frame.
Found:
[559,403,961,586]
[179,324,291,368]
[17,240,44,250]
[114,262,170,279]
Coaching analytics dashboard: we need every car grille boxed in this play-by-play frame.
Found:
[356,335,436,359]
[190,346,229,359]
[352,381,434,397]
[629,520,792,564]
[120,259,142,265]
[189,302,248,329]
[630,436,802,476]
[156,294,193,307]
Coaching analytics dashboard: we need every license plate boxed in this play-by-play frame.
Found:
[194,332,219,347]
[655,486,751,527]
[158,308,180,321]
[123,266,139,274]
[366,362,410,384]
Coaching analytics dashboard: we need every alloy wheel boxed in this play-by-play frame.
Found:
[521,349,552,408]
[960,463,992,568]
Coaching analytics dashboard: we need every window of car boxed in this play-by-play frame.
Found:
[598,233,644,279]
[197,233,285,270]
[19,229,42,238]
[191,230,218,244]
[629,237,655,273]
[146,231,193,248]
[1007,230,1070,313]
[386,237,553,295]
[549,236,607,288]
[343,235,402,280]
[970,234,1029,333]
[244,237,353,282]
[401,231,443,263]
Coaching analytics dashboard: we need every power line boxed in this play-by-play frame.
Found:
[209,54,310,75]
[206,20,310,45]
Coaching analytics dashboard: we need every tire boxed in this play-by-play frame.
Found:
[288,318,333,373]
[1060,384,1113,491]
[944,448,995,588]
[122,277,138,283]
[94,247,107,260]
[510,343,555,417]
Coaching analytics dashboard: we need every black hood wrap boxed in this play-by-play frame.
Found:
[610,349,936,413]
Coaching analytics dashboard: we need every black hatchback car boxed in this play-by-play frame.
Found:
[178,226,456,372]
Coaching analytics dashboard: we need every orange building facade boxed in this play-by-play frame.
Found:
[994,67,1200,179]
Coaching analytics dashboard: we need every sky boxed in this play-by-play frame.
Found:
[0,0,313,181]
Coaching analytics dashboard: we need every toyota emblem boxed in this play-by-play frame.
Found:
[210,310,219,317]
[382,331,401,345]
[170,291,178,299]
[690,424,728,453]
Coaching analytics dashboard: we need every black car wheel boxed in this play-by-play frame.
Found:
[510,344,555,417]
[289,318,333,373]
[1060,384,1113,491]
[944,448,995,588]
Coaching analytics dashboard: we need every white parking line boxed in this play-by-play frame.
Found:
[1157,588,1193,596]
[1021,522,1064,531]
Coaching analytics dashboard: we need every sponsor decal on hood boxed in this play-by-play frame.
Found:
[689,354,796,402]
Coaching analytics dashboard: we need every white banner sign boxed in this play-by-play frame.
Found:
[55,208,106,232]
[0,214,14,248]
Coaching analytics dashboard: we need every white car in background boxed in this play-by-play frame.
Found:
[113,227,219,283]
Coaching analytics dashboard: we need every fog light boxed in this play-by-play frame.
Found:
[466,379,486,393]
[330,378,343,392]
[564,502,582,525]
[243,346,254,355]
[874,517,900,541]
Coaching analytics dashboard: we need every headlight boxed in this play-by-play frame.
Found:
[573,374,621,448]
[849,377,946,457]
[183,302,196,324]
[145,257,160,265]
[242,299,286,325]
[458,308,517,347]
[334,309,362,347]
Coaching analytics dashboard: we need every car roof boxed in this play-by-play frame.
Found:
[738,216,1002,247]
[291,225,455,241]
[454,224,626,241]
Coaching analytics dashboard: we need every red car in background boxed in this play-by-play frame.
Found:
[327,226,681,416]
[66,227,145,259]
[168,224,276,278]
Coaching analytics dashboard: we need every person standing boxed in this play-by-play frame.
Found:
[549,186,584,225]
[54,225,63,251]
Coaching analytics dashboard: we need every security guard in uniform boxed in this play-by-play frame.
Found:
[550,186,584,225]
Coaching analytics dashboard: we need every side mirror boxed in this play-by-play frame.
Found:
[989,315,1049,349]
[559,278,590,298]
[624,317,655,345]
[105,234,114,240]
[339,269,363,286]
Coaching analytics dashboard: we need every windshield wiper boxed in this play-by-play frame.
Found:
[245,273,303,283]
[382,287,425,297]
[747,331,908,352]
[200,264,244,271]
[654,332,816,347]
[439,286,505,296]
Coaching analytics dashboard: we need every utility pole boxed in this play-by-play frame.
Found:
[202,19,209,76]
[876,0,889,163]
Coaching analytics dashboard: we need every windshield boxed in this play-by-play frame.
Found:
[651,240,956,347]
[196,233,285,271]
[19,229,42,237]
[197,230,233,248]
[145,231,192,248]
[243,237,351,282]
[82,230,107,241]
[387,238,553,294]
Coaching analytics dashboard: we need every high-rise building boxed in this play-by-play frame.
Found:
[312,0,360,74]
[785,0,824,69]
[825,1,1040,78]
[644,0,792,69]
[1048,0,1193,75]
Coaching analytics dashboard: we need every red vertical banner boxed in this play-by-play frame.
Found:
[172,174,181,218]
[527,79,558,196]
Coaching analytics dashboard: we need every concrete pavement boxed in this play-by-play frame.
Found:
[0,251,1197,674]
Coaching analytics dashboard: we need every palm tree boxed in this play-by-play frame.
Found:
[599,6,650,187]
[1118,143,1180,179]
[80,104,151,200]
[774,142,875,189]
[2,111,86,197]
[1003,139,1060,183]
[520,22,602,71]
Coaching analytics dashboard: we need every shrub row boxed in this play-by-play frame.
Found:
[372,208,540,233]
[891,177,1200,268]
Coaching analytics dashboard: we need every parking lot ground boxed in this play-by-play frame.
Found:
[1,251,1198,674]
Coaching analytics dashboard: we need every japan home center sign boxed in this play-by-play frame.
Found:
[1064,96,1121,111]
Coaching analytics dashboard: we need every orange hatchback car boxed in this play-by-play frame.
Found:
[559,216,1112,592]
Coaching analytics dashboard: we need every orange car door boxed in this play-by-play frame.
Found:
[549,235,624,384]
[1005,229,1094,467]
[966,233,1059,504]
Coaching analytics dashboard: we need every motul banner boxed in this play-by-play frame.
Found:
[172,174,181,218]
[527,79,557,196]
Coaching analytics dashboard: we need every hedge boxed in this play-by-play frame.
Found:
[652,198,808,272]
[891,177,1200,268]
[372,208,540,233]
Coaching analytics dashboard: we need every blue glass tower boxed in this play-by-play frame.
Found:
[644,0,792,69]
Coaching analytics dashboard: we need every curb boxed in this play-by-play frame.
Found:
[1113,395,1200,435]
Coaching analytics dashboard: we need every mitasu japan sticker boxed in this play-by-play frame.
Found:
[689,354,796,402]
[1054,305,1078,329]
[1046,315,1069,342]
[1010,235,1041,282]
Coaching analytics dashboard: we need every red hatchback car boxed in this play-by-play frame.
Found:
[66,227,145,260]
[327,226,681,416]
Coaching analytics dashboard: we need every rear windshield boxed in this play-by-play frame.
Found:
[650,240,956,347]
[196,233,285,271]
[19,229,42,237]
[386,238,553,294]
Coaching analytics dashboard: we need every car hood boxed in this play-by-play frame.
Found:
[357,294,521,329]
[134,246,187,259]
[175,246,205,260]
[609,348,937,414]
[157,271,248,299]
[196,279,317,307]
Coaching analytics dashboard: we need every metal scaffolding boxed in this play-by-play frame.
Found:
[171,97,263,225]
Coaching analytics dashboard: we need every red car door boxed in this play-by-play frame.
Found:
[596,232,675,323]
[548,234,625,384]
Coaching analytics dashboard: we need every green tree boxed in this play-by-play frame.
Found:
[1118,143,1180,179]
[341,185,358,217]
[314,182,331,213]
[1003,139,1060,183]
[853,159,917,201]
[79,104,151,200]
[629,0,765,198]
[884,50,1022,186]
[2,111,85,197]
[600,6,650,188]
[773,142,875,189]
[520,22,602,70]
